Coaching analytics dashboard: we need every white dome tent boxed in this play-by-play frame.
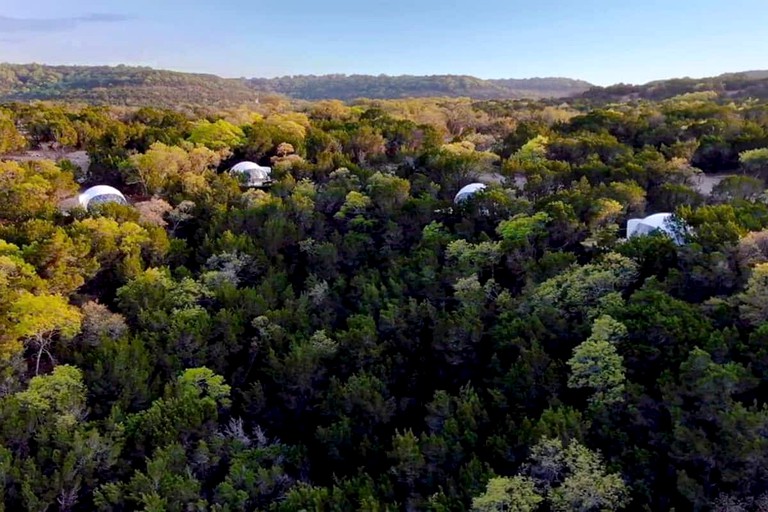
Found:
[78,185,127,210]
[229,161,272,188]
[626,212,685,244]
[454,183,487,204]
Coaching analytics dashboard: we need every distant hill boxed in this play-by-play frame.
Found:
[0,64,261,107]
[0,63,592,107]
[247,74,592,100]
[582,71,768,102]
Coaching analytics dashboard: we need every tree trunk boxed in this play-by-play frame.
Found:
[34,336,51,375]
[35,344,44,375]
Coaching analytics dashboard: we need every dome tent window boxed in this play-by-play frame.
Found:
[229,161,273,188]
[626,212,685,245]
[78,185,127,210]
[454,183,487,204]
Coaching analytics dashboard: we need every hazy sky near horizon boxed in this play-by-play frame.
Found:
[1,0,766,86]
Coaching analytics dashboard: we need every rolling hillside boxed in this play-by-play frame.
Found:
[0,63,591,106]
[4,63,767,108]
[582,71,768,102]
[246,74,592,100]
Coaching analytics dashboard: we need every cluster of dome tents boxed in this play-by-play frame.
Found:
[453,181,684,244]
[73,172,683,244]
[64,162,273,212]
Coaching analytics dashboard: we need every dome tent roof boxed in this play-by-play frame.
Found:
[454,183,487,204]
[78,185,127,210]
[231,161,263,172]
[627,212,684,244]
[229,161,272,187]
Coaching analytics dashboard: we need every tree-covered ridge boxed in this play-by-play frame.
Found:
[583,71,768,102]
[0,64,263,108]
[2,93,768,510]
[247,74,593,100]
[0,63,592,106]
[5,63,768,109]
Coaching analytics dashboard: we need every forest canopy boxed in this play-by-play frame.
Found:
[1,89,768,510]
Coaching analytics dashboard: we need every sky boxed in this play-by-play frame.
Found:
[1,0,767,86]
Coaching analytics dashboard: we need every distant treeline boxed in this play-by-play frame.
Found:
[0,63,590,106]
[583,71,768,102]
[247,74,592,100]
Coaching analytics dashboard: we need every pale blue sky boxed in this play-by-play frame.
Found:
[1,0,766,85]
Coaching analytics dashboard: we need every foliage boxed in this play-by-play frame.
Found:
[0,64,592,106]
[0,110,26,153]
[0,160,78,221]
[567,315,627,406]
[0,88,767,511]
[472,476,542,512]
[5,293,82,373]
[126,142,220,195]
[187,119,244,150]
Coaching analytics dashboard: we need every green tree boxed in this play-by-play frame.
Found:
[347,125,385,164]
[389,429,427,507]
[335,190,372,220]
[95,443,207,512]
[472,476,542,512]
[739,147,768,179]
[366,172,411,212]
[528,253,638,339]
[126,367,231,455]
[664,348,768,508]
[738,262,768,327]
[711,175,764,202]
[70,216,168,281]
[4,364,119,511]
[525,438,629,512]
[16,365,86,428]
[567,315,627,406]
[428,141,500,199]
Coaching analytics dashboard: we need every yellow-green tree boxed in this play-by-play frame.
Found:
[0,109,26,153]
[0,160,78,221]
[127,142,219,195]
[472,476,542,512]
[187,119,244,151]
[70,217,168,281]
[740,148,768,179]
[6,293,82,374]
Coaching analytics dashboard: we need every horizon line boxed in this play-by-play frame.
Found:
[1,60,764,88]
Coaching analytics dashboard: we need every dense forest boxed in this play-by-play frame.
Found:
[2,89,768,511]
[0,64,591,106]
